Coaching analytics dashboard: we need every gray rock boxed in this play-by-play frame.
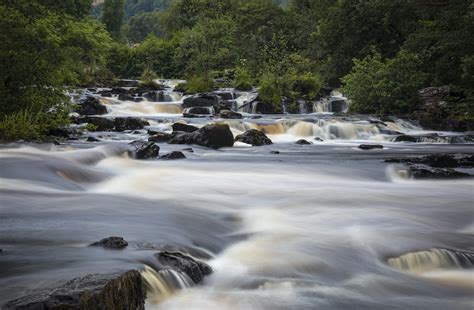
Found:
[160,151,186,160]
[3,270,145,310]
[358,144,383,150]
[234,129,272,146]
[114,118,149,132]
[169,124,234,149]
[129,141,160,159]
[76,96,107,115]
[90,236,128,249]
[154,251,212,284]
[172,123,198,133]
[295,139,312,145]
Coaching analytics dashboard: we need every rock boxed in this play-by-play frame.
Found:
[154,251,212,284]
[110,87,130,95]
[314,137,324,142]
[130,141,160,159]
[182,148,194,152]
[160,151,186,160]
[172,123,199,133]
[295,139,312,145]
[182,94,219,108]
[90,236,128,249]
[118,93,135,101]
[358,144,384,150]
[393,135,418,142]
[76,96,107,115]
[183,107,214,117]
[3,270,145,310]
[114,117,149,132]
[48,128,72,139]
[219,110,242,119]
[234,129,272,146]
[78,117,115,131]
[385,154,474,168]
[270,150,280,154]
[148,132,173,143]
[409,165,471,179]
[86,136,100,142]
[169,124,234,149]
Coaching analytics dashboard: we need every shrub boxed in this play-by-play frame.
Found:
[185,74,215,93]
[234,67,253,91]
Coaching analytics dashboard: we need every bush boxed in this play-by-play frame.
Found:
[185,74,215,93]
[234,67,253,91]
[342,51,428,114]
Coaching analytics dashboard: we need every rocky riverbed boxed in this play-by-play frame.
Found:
[1,83,473,309]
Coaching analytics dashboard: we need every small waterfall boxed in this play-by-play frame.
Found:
[297,100,307,114]
[313,96,348,113]
[388,248,474,273]
[141,265,194,304]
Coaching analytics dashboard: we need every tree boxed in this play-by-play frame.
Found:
[102,0,125,40]
[342,51,428,115]
[124,11,162,43]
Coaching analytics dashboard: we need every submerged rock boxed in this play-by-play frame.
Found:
[76,96,107,115]
[172,123,198,133]
[314,137,324,142]
[359,144,383,150]
[295,139,312,145]
[3,270,145,310]
[154,251,212,284]
[160,151,186,160]
[234,129,272,146]
[90,236,128,249]
[393,135,418,142]
[114,117,149,132]
[169,124,234,149]
[130,141,160,159]
[86,136,100,142]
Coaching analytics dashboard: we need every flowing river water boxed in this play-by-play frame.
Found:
[0,89,473,309]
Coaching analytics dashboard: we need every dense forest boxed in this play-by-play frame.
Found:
[1,0,473,140]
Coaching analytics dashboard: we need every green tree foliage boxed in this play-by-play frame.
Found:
[124,0,171,19]
[342,51,428,115]
[234,67,253,91]
[124,11,162,43]
[0,0,113,140]
[102,0,125,40]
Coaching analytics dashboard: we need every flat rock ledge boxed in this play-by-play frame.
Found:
[3,270,146,310]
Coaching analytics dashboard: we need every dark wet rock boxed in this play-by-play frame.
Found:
[314,137,324,142]
[118,93,135,101]
[48,128,72,139]
[114,117,149,132]
[160,151,186,160]
[183,107,214,117]
[409,164,471,179]
[359,144,384,150]
[90,236,128,249]
[172,123,199,133]
[131,130,141,134]
[182,148,194,152]
[154,251,212,284]
[129,141,160,159]
[86,136,100,142]
[76,96,107,115]
[368,119,388,126]
[169,124,234,149]
[270,150,280,154]
[3,270,145,310]
[78,117,115,131]
[385,154,474,168]
[100,91,113,97]
[148,132,173,143]
[182,94,219,108]
[393,135,418,142]
[110,87,130,95]
[234,129,272,146]
[295,139,312,145]
[219,110,242,119]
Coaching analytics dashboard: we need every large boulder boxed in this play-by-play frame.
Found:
[129,140,160,159]
[182,94,219,108]
[114,117,149,132]
[169,124,234,149]
[154,251,212,284]
[409,165,470,179]
[172,123,199,133]
[235,129,272,146]
[76,96,107,115]
[385,154,474,168]
[3,270,145,310]
[90,236,128,249]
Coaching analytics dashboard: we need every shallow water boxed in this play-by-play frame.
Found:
[1,98,474,309]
